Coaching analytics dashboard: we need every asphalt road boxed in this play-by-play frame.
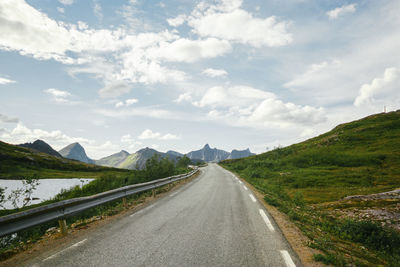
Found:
[33,164,301,267]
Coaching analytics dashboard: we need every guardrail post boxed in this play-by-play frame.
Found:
[122,197,127,208]
[152,188,156,198]
[58,219,67,235]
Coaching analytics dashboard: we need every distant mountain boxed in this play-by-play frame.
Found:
[0,140,123,179]
[59,142,95,164]
[187,144,230,162]
[228,148,255,159]
[166,150,183,157]
[95,150,130,167]
[117,147,179,170]
[18,139,62,158]
[186,144,255,162]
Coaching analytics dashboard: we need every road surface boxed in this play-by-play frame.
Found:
[32,164,301,266]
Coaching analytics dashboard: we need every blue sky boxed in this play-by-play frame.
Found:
[0,0,399,159]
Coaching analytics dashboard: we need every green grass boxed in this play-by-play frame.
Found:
[220,111,400,266]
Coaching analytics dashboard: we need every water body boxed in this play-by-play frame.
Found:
[0,178,94,210]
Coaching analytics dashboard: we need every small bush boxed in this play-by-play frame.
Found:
[313,253,336,265]
[292,191,305,207]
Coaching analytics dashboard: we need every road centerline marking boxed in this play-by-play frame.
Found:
[259,209,275,232]
[249,194,256,202]
[243,185,248,190]
[280,250,296,267]
[43,239,87,262]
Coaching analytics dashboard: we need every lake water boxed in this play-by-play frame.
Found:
[0,178,94,210]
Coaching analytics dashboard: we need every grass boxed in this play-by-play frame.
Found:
[220,110,400,266]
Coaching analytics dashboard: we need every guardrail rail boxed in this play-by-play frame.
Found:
[0,169,199,237]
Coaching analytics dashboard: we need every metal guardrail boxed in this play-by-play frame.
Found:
[0,169,199,237]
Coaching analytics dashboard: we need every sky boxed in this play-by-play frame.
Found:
[0,0,399,159]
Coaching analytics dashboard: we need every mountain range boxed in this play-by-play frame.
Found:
[16,140,255,170]
[96,144,254,169]
[19,140,62,158]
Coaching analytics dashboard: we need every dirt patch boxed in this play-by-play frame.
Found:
[0,171,200,267]
[238,177,329,267]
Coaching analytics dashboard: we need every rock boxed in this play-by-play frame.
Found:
[46,227,57,233]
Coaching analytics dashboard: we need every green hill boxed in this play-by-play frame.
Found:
[95,150,130,167]
[0,141,128,179]
[117,147,179,170]
[220,111,400,266]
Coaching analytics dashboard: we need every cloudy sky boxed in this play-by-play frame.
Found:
[0,0,399,159]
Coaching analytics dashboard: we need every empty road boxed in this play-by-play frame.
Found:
[32,164,301,266]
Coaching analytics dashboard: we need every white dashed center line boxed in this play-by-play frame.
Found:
[243,185,248,190]
[249,194,256,202]
[43,239,87,262]
[280,250,296,267]
[259,209,275,232]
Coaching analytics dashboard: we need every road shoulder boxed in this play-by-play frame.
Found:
[231,172,328,267]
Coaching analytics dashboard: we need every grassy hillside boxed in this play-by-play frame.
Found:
[0,141,128,179]
[220,111,400,266]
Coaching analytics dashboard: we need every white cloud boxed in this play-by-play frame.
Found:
[194,85,275,108]
[354,67,400,107]
[0,123,93,147]
[121,134,142,149]
[0,1,237,92]
[0,114,19,123]
[202,68,228,77]
[0,77,16,84]
[174,93,193,103]
[93,1,103,21]
[99,82,131,98]
[284,60,341,89]
[167,15,187,27]
[57,7,65,13]
[95,106,180,120]
[186,0,292,47]
[189,85,326,128]
[138,129,180,140]
[327,4,356,20]
[59,0,73,5]
[115,98,138,108]
[44,88,72,102]
[148,38,232,63]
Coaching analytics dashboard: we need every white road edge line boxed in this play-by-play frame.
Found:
[243,185,248,191]
[280,250,296,267]
[170,191,179,197]
[259,209,275,232]
[238,180,243,184]
[43,239,87,262]
[249,194,256,202]
[130,204,155,217]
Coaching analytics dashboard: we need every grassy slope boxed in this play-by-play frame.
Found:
[220,111,400,266]
[118,153,139,169]
[0,141,128,179]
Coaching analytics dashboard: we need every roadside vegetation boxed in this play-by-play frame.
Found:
[220,111,400,266]
[0,154,195,260]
